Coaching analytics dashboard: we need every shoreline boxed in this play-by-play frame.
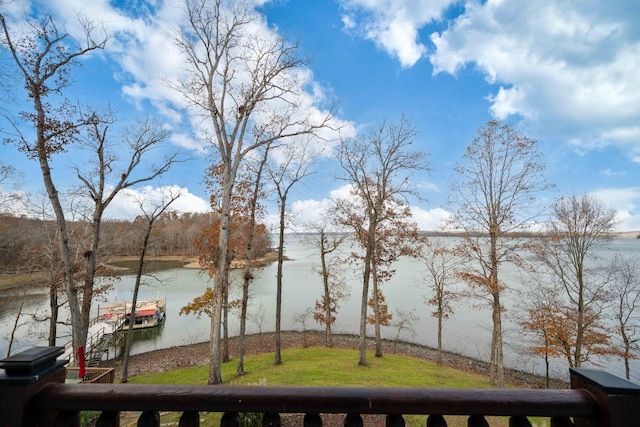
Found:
[0,252,283,291]
[99,330,568,389]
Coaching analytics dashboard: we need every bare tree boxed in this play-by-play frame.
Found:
[237,149,268,377]
[0,11,107,357]
[335,114,429,366]
[173,0,333,384]
[391,309,419,354]
[0,161,23,213]
[534,194,618,368]
[121,188,181,383]
[420,239,460,365]
[248,300,267,346]
[448,120,551,387]
[306,222,348,347]
[267,138,318,365]
[292,307,314,348]
[611,254,640,379]
[74,114,177,355]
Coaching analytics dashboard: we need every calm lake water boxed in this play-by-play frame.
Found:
[2,235,640,382]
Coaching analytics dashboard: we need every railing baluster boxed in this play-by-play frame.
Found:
[550,417,574,427]
[54,410,79,427]
[179,410,200,427]
[468,414,489,427]
[262,412,280,426]
[386,413,405,426]
[427,414,447,427]
[344,413,363,427]
[221,411,239,427]
[509,416,532,427]
[303,412,322,427]
[137,410,160,427]
[95,410,119,427]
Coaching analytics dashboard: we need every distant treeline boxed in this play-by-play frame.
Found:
[0,212,270,274]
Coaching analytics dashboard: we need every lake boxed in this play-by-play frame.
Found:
[1,234,639,382]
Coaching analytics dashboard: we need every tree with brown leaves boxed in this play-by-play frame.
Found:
[420,239,460,365]
[448,120,551,387]
[190,162,269,365]
[534,194,618,369]
[335,114,429,366]
[611,254,640,380]
[306,224,348,347]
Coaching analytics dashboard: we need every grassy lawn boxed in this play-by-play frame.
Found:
[126,347,542,427]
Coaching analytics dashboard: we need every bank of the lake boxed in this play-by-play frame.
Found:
[0,252,283,291]
[99,330,568,389]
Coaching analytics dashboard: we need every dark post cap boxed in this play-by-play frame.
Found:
[571,367,640,395]
[0,346,67,384]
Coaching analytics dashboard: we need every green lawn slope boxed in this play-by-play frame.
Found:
[127,347,538,427]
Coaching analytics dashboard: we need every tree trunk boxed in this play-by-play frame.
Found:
[222,281,230,363]
[208,294,223,384]
[359,221,376,366]
[7,300,24,356]
[491,293,505,387]
[544,333,550,388]
[80,210,104,358]
[437,308,443,366]
[237,273,249,376]
[121,217,155,383]
[35,105,81,358]
[320,233,332,347]
[48,285,58,347]
[372,265,382,358]
[575,277,585,368]
[208,168,236,384]
[275,196,287,365]
[236,150,266,377]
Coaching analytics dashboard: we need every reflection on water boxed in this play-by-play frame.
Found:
[107,259,191,275]
[109,322,165,360]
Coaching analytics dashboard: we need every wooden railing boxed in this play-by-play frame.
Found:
[1,346,640,427]
[65,367,115,384]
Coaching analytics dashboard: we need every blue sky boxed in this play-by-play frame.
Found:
[1,0,640,231]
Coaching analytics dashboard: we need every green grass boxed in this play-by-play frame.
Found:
[129,347,494,388]
[127,347,545,427]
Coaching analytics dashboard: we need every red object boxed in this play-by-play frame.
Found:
[134,309,156,316]
[77,345,85,378]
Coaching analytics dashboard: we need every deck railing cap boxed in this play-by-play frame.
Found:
[0,346,67,385]
[570,367,640,395]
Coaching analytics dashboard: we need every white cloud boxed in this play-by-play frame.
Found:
[170,133,208,154]
[339,0,456,68]
[104,185,209,220]
[410,206,451,230]
[589,187,640,231]
[281,183,449,232]
[39,0,353,158]
[429,0,640,158]
[600,169,625,177]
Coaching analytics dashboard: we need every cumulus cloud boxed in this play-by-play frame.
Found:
[104,185,209,220]
[589,187,640,231]
[429,0,640,158]
[410,206,451,230]
[277,183,448,232]
[339,0,455,68]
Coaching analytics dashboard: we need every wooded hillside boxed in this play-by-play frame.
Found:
[0,212,271,274]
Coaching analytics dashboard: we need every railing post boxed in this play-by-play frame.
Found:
[570,368,640,427]
[0,346,68,427]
